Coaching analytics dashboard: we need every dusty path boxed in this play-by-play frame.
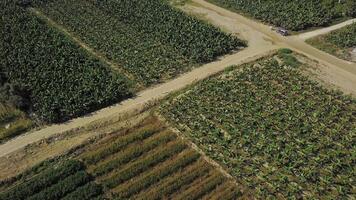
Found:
[1,0,355,158]
[0,46,275,158]
[298,18,356,40]
[187,0,356,94]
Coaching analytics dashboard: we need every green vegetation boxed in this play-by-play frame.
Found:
[32,0,245,85]
[1,116,243,199]
[61,182,103,200]
[91,130,176,176]
[206,0,356,31]
[0,160,103,200]
[0,0,132,123]
[0,104,33,142]
[307,23,356,62]
[161,53,356,198]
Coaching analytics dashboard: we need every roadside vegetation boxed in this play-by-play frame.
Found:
[0,116,245,199]
[32,0,245,85]
[206,0,356,31]
[307,23,356,62]
[0,104,33,143]
[161,51,356,198]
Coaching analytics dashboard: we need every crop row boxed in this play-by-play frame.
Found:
[81,124,163,165]
[102,140,187,189]
[32,0,245,85]
[27,171,91,200]
[207,0,356,31]
[0,0,132,123]
[61,182,103,200]
[0,160,84,200]
[113,150,200,199]
[175,171,225,200]
[161,54,356,198]
[135,158,211,200]
[92,130,176,177]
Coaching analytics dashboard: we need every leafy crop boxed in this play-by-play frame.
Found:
[307,23,356,62]
[32,0,245,85]
[161,55,356,198]
[0,0,132,123]
[207,0,356,31]
[327,22,356,48]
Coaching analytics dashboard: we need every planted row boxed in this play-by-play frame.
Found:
[114,150,200,199]
[32,0,245,85]
[81,125,162,165]
[61,182,103,200]
[0,160,83,200]
[136,159,211,200]
[102,141,187,188]
[0,0,132,123]
[207,0,356,31]
[27,171,91,200]
[161,54,356,198]
[92,130,176,176]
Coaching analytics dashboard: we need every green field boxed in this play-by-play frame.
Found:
[307,23,356,62]
[0,0,132,123]
[32,0,245,85]
[206,0,356,31]
[161,51,356,198]
[0,116,246,199]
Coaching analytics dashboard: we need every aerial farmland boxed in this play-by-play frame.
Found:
[0,0,355,199]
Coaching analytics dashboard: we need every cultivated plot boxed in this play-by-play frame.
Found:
[0,0,132,124]
[206,0,356,31]
[32,0,245,85]
[0,116,247,199]
[307,23,356,62]
[161,50,356,199]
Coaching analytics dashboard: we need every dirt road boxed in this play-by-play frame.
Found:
[186,0,356,94]
[0,0,355,158]
[0,46,275,158]
[298,18,356,40]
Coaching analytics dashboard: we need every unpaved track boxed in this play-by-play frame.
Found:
[298,18,356,40]
[187,0,356,93]
[0,46,275,158]
[1,0,355,158]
